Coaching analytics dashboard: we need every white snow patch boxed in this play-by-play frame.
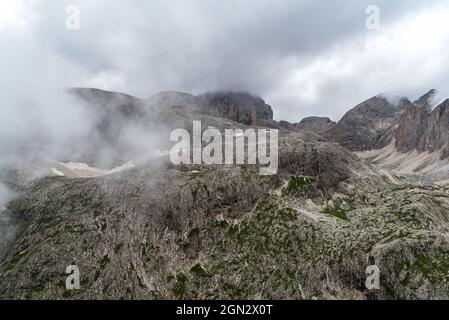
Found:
[51,168,65,176]
[55,161,135,178]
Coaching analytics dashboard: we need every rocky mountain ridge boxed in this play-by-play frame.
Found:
[292,89,449,178]
[326,95,410,151]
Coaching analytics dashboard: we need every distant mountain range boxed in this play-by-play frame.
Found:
[65,87,449,179]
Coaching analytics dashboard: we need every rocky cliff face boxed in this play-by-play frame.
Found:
[197,92,274,125]
[309,88,449,165]
[318,88,449,177]
[327,96,409,151]
[414,89,436,111]
[394,90,449,160]
[394,90,436,154]
[417,99,449,158]
[394,103,429,153]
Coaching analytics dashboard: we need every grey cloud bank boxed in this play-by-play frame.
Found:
[2,1,448,121]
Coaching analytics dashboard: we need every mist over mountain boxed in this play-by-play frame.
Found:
[2,0,449,302]
[3,1,449,122]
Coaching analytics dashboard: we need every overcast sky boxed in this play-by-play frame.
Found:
[1,0,449,121]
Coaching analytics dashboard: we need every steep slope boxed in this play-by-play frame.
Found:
[362,91,449,177]
[394,103,430,153]
[324,89,449,179]
[414,89,436,111]
[417,99,449,159]
[328,96,409,151]
[394,89,436,154]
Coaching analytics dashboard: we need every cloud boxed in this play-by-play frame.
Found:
[267,1,449,121]
[0,1,35,29]
[2,0,449,122]
[0,182,16,256]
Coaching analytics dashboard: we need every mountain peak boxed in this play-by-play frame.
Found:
[414,89,437,110]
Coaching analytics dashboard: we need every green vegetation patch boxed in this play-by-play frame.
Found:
[323,198,348,221]
[282,176,315,196]
[190,182,209,202]
[172,272,189,296]
[114,242,124,254]
[412,254,449,282]
[188,227,200,238]
[190,263,209,277]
